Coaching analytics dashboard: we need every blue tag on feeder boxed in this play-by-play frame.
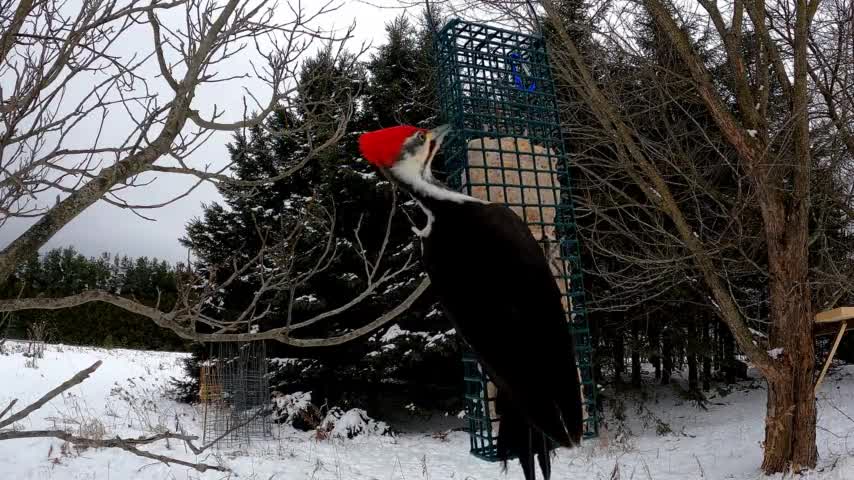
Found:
[509,53,536,92]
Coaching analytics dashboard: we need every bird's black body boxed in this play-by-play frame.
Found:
[358,123,584,480]
[415,193,584,480]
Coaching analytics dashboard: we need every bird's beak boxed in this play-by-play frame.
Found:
[426,124,451,164]
[428,124,451,149]
[422,124,451,180]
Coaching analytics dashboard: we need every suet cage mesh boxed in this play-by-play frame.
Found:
[434,18,598,461]
[200,341,272,448]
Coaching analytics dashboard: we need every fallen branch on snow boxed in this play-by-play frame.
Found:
[0,360,227,472]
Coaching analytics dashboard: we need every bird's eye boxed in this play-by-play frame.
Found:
[416,131,426,143]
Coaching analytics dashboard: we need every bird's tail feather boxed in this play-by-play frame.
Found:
[496,391,553,480]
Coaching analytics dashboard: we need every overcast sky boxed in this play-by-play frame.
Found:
[0,1,411,263]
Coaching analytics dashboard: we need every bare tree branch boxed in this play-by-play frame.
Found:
[0,361,226,472]
[0,0,360,282]
[0,360,101,429]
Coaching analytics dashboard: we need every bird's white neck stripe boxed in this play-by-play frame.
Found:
[390,160,487,205]
[412,200,434,238]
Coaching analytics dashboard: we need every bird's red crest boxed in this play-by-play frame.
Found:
[358,125,425,168]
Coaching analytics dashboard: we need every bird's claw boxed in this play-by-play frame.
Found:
[412,224,432,238]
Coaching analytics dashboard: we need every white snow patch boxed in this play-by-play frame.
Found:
[382,282,406,295]
[294,294,319,304]
[426,332,448,347]
[380,324,405,342]
[749,327,769,338]
[355,171,377,180]
[379,325,430,343]
[2,343,854,480]
[271,391,313,424]
[320,408,390,439]
[768,348,784,359]
[269,357,300,366]
[747,129,758,138]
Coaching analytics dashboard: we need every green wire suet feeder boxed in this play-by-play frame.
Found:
[434,19,598,461]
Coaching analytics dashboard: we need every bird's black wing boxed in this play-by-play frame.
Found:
[423,202,584,447]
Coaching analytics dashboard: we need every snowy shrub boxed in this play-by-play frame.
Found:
[271,391,322,431]
[264,321,463,419]
[361,325,458,382]
[317,407,391,439]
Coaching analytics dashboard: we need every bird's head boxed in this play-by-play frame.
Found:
[358,124,451,187]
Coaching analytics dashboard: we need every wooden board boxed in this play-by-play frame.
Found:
[815,320,848,393]
[815,307,854,324]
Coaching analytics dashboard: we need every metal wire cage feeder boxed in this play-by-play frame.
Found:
[200,341,272,448]
[434,18,598,461]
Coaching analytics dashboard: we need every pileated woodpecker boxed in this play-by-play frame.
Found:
[358,124,584,480]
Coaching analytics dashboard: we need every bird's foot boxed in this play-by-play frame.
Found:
[411,224,432,237]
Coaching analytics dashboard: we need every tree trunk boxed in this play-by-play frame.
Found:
[631,317,642,388]
[761,360,816,473]
[649,313,661,380]
[687,321,698,392]
[702,317,711,392]
[592,315,603,385]
[761,233,816,472]
[661,327,672,385]
[613,325,625,383]
[713,321,721,373]
[724,329,735,384]
[548,0,819,470]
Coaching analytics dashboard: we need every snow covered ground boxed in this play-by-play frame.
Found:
[1,342,853,480]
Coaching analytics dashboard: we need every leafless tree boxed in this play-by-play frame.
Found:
[536,0,852,472]
[406,0,853,473]
[0,0,436,341]
[0,0,361,276]
[0,0,433,470]
[0,193,425,346]
[0,168,423,475]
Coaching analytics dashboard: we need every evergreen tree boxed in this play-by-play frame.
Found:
[1,248,186,350]
[178,15,462,414]
[364,15,437,129]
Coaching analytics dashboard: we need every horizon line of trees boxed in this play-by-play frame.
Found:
[1,247,188,351]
